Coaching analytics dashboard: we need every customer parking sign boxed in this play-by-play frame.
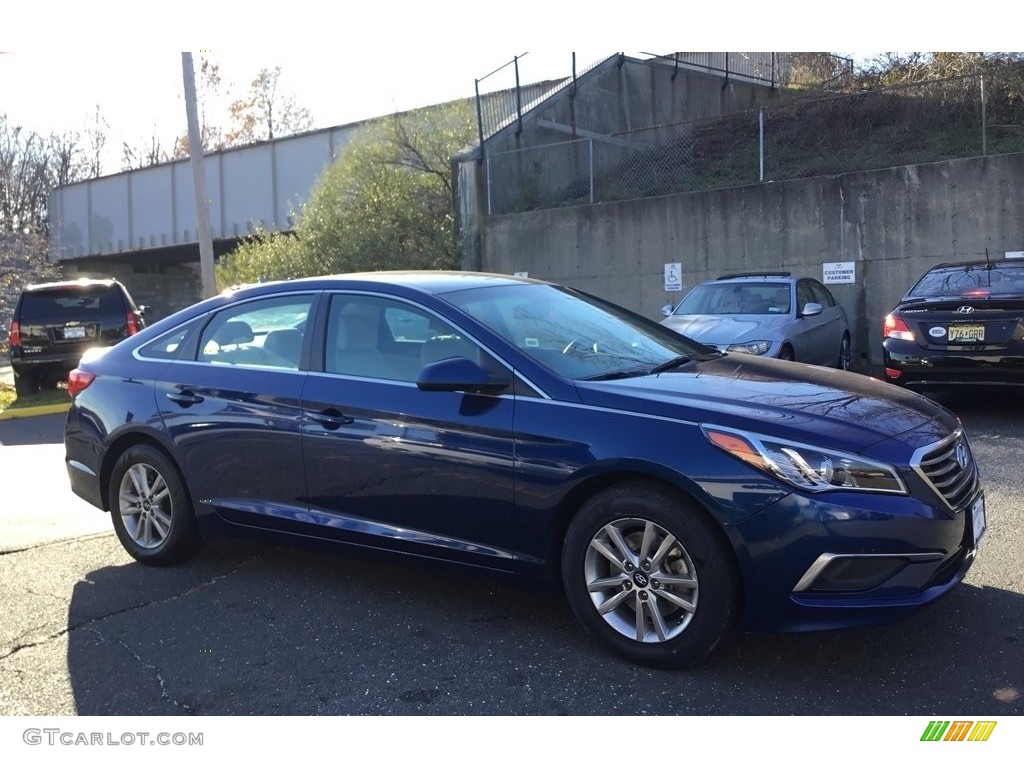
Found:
[823,262,855,284]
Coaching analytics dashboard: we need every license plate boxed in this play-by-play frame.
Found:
[971,496,987,547]
[948,324,984,342]
[64,326,86,339]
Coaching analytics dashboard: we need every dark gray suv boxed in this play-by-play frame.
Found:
[9,279,145,396]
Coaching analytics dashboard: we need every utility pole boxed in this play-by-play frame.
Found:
[181,52,217,299]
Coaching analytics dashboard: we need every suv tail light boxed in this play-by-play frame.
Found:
[8,320,19,348]
[67,368,96,397]
[126,311,140,336]
[883,314,914,341]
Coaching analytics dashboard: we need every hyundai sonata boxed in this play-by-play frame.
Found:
[64,272,985,668]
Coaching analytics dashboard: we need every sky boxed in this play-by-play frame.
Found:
[0,49,610,164]
[0,2,1009,174]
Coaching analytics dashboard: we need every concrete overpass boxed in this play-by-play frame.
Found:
[47,120,370,319]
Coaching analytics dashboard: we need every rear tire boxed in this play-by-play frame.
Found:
[13,370,38,398]
[108,445,201,566]
[562,482,740,668]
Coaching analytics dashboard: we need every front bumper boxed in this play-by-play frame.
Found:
[732,486,981,632]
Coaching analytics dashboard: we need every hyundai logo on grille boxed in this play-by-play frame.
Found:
[955,441,969,469]
[957,306,976,314]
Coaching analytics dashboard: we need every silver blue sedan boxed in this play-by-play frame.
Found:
[661,272,852,369]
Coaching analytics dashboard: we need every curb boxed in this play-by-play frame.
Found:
[0,402,71,421]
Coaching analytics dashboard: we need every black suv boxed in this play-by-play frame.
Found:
[9,279,145,396]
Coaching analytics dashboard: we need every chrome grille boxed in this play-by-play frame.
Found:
[912,430,980,511]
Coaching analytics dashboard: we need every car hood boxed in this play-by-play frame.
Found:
[573,354,958,456]
[660,314,788,344]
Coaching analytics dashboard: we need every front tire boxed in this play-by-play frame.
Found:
[837,334,852,371]
[562,482,740,668]
[108,445,201,566]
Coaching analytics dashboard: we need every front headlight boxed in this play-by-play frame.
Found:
[702,425,907,494]
[726,340,771,355]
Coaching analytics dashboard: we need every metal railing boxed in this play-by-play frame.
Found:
[473,53,610,145]
[484,69,1024,215]
[643,52,854,90]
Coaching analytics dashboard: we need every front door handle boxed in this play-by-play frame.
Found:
[166,390,204,406]
[305,409,353,429]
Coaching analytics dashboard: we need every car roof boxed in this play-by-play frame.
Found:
[929,259,1024,271]
[226,271,539,298]
[712,272,793,282]
[25,278,121,292]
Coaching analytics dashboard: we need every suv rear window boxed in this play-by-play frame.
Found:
[20,286,126,319]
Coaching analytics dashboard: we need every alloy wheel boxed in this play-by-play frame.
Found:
[583,517,699,643]
[118,463,173,549]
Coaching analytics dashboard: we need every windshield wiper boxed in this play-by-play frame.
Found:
[580,368,652,381]
[649,355,693,374]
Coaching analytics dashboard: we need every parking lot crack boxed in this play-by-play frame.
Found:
[0,548,268,663]
[0,532,114,558]
[81,626,196,714]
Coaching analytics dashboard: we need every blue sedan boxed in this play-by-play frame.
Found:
[64,272,984,668]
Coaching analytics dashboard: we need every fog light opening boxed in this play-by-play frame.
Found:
[810,557,906,593]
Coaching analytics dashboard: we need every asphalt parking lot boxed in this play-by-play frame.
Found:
[1,396,1022,716]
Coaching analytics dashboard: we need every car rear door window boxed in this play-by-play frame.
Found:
[197,296,313,370]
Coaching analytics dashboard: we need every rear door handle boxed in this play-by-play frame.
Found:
[166,390,204,406]
[305,409,353,429]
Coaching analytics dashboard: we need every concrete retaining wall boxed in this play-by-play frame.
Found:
[480,152,1024,370]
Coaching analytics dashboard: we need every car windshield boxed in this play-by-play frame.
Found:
[674,282,791,315]
[445,283,712,380]
[910,264,1024,298]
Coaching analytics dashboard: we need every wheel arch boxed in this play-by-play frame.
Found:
[545,464,745,612]
[99,429,181,511]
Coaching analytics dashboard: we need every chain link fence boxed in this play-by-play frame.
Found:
[486,68,1024,215]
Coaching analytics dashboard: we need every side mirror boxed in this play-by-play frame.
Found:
[416,357,510,395]
[800,302,823,318]
[661,304,674,318]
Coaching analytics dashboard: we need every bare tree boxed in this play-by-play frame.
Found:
[1,115,50,235]
[84,104,108,178]
[225,66,312,146]
[172,55,225,159]
[47,130,86,188]
[122,131,169,171]
[1,113,89,237]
